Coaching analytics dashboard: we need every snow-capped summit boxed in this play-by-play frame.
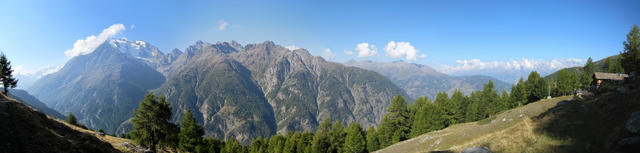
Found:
[108,38,162,59]
[105,38,181,70]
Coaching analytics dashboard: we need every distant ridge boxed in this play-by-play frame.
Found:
[345,60,511,99]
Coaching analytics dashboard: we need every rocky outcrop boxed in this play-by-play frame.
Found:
[460,146,492,153]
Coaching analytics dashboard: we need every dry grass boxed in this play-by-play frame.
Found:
[0,94,123,153]
[374,96,573,153]
[49,117,135,152]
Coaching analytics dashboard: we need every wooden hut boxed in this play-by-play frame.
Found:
[591,72,629,89]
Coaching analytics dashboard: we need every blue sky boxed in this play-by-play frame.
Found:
[1,0,639,85]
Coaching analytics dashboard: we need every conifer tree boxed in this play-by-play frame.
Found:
[499,90,510,111]
[525,71,547,103]
[377,95,410,147]
[268,135,286,153]
[296,132,314,153]
[329,121,345,153]
[249,136,267,153]
[556,69,571,95]
[131,92,173,152]
[222,138,246,153]
[580,58,595,89]
[604,57,612,72]
[311,118,332,153]
[0,53,17,94]
[198,137,224,153]
[510,78,527,106]
[621,24,639,73]
[465,92,481,122]
[179,109,205,152]
[612,57,625,73]
[434,92,456,126]
[365,126,379,152]
[66,112,78,126]
[450,90,466,122]
[344,123,366,153]
[283,131,300,153]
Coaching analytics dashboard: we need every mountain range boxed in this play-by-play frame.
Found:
[28,39,407,143]
[345,60,511,99]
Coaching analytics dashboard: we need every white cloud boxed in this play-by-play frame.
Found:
[285,45,299,51]
[15,64,62,77]
[355,43,377,58]
[419,54,427,59]
[218,20,229,31]
[344,50,354,55]
[64,24,126,57]
[437,58,585,83]
[130,24,135,30]
[14,64,63,88]
[384,41,422,61]
[323,48,336,61]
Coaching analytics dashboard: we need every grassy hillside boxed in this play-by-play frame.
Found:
[0,94,124,153]
[375,86,640,153]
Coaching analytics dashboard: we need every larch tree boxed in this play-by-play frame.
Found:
[580,58,595,89]
[0,53,18,94]
[66,112,78,126]
[311,118,332,153]
[365,126,379,152]
[131,92,173,152]
[344,123,366,153]
[622,24,640,73]
[179,109,204,152]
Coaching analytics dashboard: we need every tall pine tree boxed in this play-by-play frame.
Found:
[179,109,205,152]
[580,58,595,89]
[329,121,345,153]
[344,123,366,153]
[377,95,410,147]
[66,112,78,126]
[621,24,639,73]
[365,126,379,152]
[131,92,173,152]
[0,53,17,94]
[311,118,332,153]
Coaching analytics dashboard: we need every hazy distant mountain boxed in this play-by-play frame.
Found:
[7,89,65,119]
[28,39,166,133]
[152,41,407,143]
[345,60,511,99]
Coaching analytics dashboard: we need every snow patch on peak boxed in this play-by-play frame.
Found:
[108,38,162,59]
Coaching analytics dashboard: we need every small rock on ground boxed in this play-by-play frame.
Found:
[460,146,492,153]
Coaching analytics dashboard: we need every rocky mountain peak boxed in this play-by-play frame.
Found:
[108,38,164,60]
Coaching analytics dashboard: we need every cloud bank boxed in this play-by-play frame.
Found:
[438,58,585,83]
[64,24,126,57]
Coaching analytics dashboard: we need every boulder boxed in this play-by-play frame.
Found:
[626,111,640,134]
[460,146,492,153]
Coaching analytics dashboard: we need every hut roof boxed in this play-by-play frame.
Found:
[593,72,629,81]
